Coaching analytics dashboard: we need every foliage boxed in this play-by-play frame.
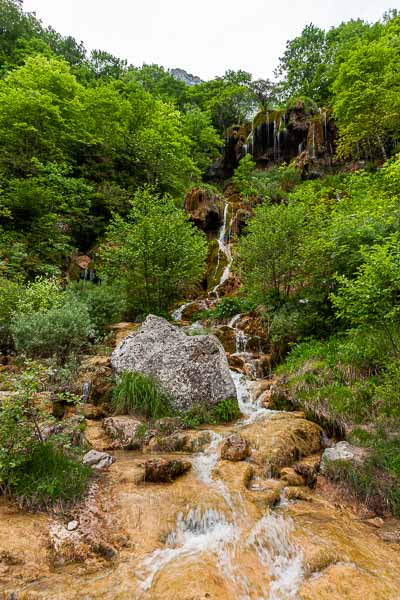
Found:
[0,278,23,350]
[237,202,307,306]
[65,281,126,336]
[12,443,91,511]
[180,397,240,427]
[100,188,208,315]
[112,372,172,420]
[182,106,222,172]
[11,296,95,360]
[0,362,90,510]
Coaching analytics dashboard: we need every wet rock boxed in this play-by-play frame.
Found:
[320,441,368,474]
[220,435,251,462]
[82,403,107,420]
[366,517,384,529]
[293,454,321,487]
[241,412,322,476]
[213,326,236,354]
[103,416,144,449]
[227,353,245,371]
[83,450,115,470]
[76,355,113,402]
[111,315,237,412]
[184,188,224,233]
[284,486,313,501]
[141,458,192,483]
[109,322,139,347]
[378,530,400,544]
[280,467,305,487]
[147,430,211,453]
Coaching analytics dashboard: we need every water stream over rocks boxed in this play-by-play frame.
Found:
[1,200,400,599]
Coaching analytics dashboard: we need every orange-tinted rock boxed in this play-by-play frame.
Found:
[184,188,224,233]
[221,435,251,462]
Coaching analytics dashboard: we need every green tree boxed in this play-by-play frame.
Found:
[100,188,208,314]
[237,202,307,305]
[182,107,222,172]
[331,236,400,351]
[275,24,329,103]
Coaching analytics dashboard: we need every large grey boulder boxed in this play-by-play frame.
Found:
[110,315,237,412]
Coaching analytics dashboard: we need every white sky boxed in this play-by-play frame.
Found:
[23,0,397,80]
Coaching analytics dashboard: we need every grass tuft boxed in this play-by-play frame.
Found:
[112,372,173,420]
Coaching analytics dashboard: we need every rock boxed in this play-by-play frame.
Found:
[82,403,107,420]
[378,530,400,544]
[220,435,251,462]
[184,188,224,232]
[227,353,245,371]
[83,450,115,470]
[110,315,237,412]
[142,458,192,483]
[366,517,384,529]
[320,441,368,474]
[241,412,322,476]
[284,486,313,501]
[280,467,305,487]
[146,431,211,453]
[67,520,79,532]
[213,326,237,354]
[103,416,144,449]
[293,454,321,487]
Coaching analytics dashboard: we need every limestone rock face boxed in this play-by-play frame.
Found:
[110,315,237,412]
[220,435,251,462]
[184,188,223,233]
[320,441,368,474]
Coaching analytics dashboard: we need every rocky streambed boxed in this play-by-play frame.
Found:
[1,327,400,599]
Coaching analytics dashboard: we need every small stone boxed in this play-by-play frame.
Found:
[366,517,384,529]
[67,520,78,531]
[83,450,115,470]
[103,416,144,449]
[221,435,251,462]
[142,458,192,483]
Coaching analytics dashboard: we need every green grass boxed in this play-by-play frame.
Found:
[180,397,240,427]
[112,372,173,420]
[276,327,400,515]
[12,443,91,511]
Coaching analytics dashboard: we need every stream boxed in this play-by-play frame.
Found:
[1,200,400,599]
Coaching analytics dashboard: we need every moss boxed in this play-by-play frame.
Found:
[206,239,227,291]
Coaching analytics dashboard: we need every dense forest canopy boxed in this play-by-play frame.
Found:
[0,0,400,515]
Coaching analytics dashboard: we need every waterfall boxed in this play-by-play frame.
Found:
[81,381,91,404]
[247,513,304,600]
[212,202,232,297]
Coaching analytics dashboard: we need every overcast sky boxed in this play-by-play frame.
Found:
[23,0,396,80]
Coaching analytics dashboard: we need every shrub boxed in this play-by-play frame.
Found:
[11,297,95,360]
[0,365,90,510]
[66,281,126,336]
[181,397,240,427]
[15,276,63,314]
[0,278,23,351]
[112,372,173,420]
[212,397,241,422]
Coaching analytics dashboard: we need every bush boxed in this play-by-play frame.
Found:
[112,372,173,420]
[66,281,126,336]
[0,278,23,351]
[11,297,95,360]
[0,365,90,510]
[12,443,91,511]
